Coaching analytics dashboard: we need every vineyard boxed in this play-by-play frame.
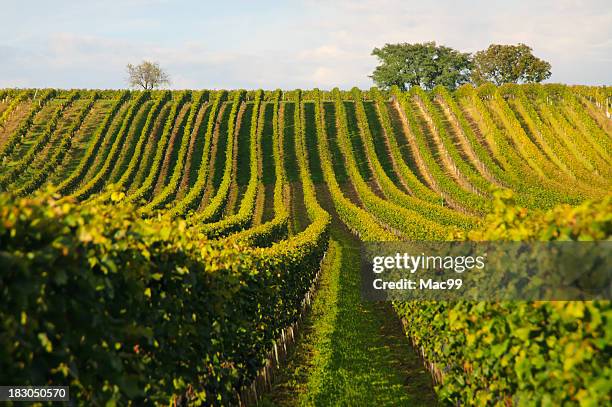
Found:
[0,84,611,405]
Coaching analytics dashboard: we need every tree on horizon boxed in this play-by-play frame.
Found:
[126,61,171,90]
[370,42,472,91]
[471,43,552,85]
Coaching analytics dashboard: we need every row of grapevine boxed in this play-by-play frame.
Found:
[561,87,612,161]
[432,86,508,187]
[177,102,212,199]
[338,89,468,238]
[456,85,571,208]
[393,192,611,405]
[198,90,264,238]
[14,93,101,196]
[113,91,172,191]
[313,89,394,241]
[0,89,56,160]
[370,88,445,203]
[486,87,582,200]
[55,91,130,194]
[125,91,190,204]
[190,90,245,223]
[228,92,290,247]
[514,86,609,192]
[71,92,151,200]
[166,90,226,218]
[0,90,31,129]
[351,88,477,230]
[535,89,597,169]
[0,91,80,188]
[412,86,493,196]
[149,101,192,197]
[394,87,491,213]
[106,99,155,184]
[0,189,330,404]
[142,91,208,212]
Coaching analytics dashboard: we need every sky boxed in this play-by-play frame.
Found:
[1,0,610,89]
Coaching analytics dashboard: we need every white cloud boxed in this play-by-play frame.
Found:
[298,45,346,60]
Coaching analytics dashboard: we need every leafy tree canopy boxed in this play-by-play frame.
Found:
[126,61,171,90]
[471,43,551,86]
[370,42,472,91]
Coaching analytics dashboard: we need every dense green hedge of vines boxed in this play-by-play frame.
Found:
[0,192,328,405]
[395,191,612,406]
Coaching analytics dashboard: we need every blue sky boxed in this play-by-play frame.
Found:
[1,0,610,89]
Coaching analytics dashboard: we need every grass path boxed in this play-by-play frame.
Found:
[260,185,436,406]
